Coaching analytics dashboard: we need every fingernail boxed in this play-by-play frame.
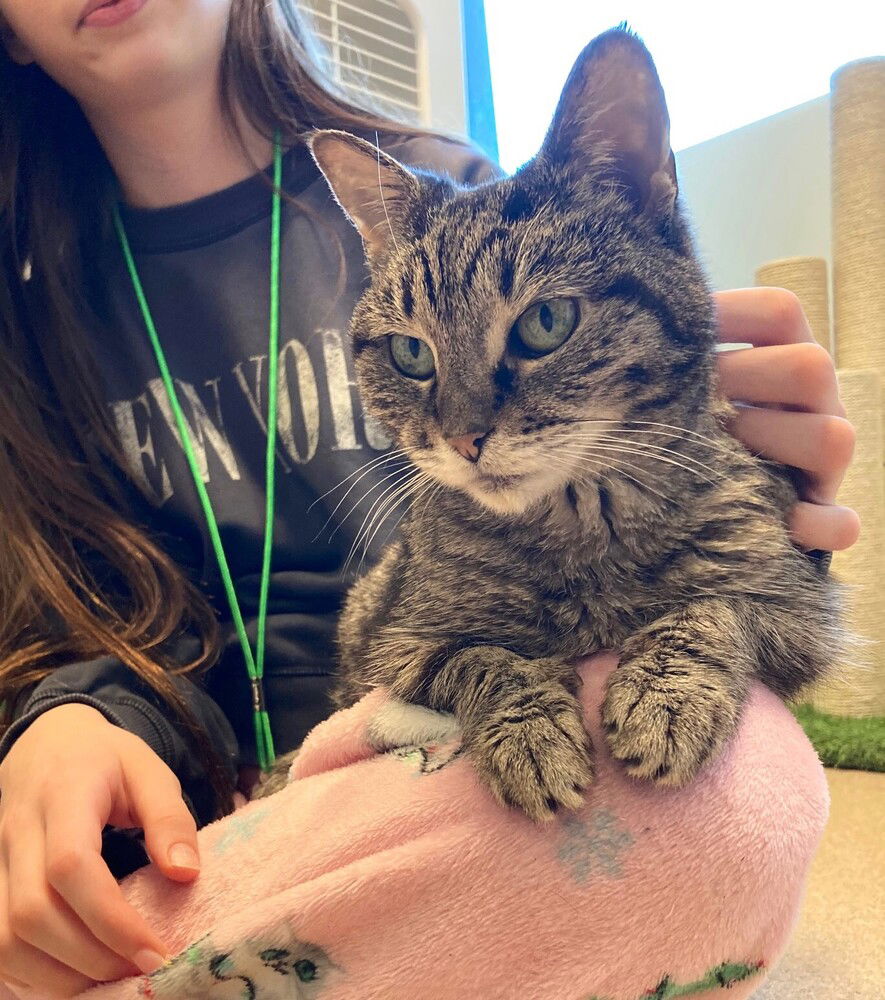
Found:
[134,948,167,974]
[714,342,754,353]
[168,843,200,870]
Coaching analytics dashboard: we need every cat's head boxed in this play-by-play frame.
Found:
[310,26,716,516]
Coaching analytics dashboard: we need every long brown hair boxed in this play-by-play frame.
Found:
[0,0,419,817]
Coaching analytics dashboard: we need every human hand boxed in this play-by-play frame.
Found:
[0,704,201,997]
[714,287,860,553]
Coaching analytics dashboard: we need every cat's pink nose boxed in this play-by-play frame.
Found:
[446,431,488,463]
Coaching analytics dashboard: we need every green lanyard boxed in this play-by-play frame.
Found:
[113,137,283,772]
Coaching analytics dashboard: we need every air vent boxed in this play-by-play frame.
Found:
[297,0,425,123]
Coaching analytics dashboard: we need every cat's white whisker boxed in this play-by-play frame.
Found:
[346,470,425,575]
[366,476,443,567]
[307,448,409,512]
[546,453,675,512]
[590,431,726,473]
[561,465,622,502]
[352,474,431,572]
[591,435,726,482]
[547,452,628,490]
[555,449,678,506]
[359,474,430,568]
[315,455,411,536]
[555,446,668,482]
[349,468,420,547]
[573,417,736,456]
[374,130,400,255]
[599,427,736,459]
[342,478,413,578]
[562,426,716,474]
[333,468,415,558]
[572,437,722,485]
[551,455,682,506]
[322,463,415,542]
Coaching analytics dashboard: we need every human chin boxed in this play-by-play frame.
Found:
[72,0,229,106]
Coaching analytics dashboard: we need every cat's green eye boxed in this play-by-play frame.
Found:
[513,297,579,355]
[389,334,435,380]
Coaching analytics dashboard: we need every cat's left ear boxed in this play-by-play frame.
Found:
[308,130,420,266]
[539,26,677,222]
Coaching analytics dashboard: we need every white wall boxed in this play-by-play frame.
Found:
[413,4,834,295]
[675,96,831,292]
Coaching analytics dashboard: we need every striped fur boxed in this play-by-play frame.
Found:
[272,27,846,820]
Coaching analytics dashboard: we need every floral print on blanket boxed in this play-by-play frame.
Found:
[388,740,463,775]
[584,960,765,999]
[211,806,271,856]
[557,811,635,883]
[138,926,339,999]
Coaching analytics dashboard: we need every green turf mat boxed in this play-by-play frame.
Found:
[792,703,885,772]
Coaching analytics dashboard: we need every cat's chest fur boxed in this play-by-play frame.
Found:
[401,472,698,657]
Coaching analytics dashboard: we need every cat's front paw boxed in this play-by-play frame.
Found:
[471,687,594,823]
[601,655,742,787]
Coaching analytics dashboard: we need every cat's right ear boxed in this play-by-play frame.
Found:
[308,130,420,266]
[538,26,677,222]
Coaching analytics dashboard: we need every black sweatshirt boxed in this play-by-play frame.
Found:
[0,135,499,832]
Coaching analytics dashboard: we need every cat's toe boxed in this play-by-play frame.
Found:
[601,662,740,787]
[473,704,594,822]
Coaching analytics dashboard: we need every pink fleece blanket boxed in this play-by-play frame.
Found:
[3,653,828,1000]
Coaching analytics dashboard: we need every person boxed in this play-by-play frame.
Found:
[0,1,859,996]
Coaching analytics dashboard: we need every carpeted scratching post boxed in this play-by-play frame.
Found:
[810,370,885,720]
[755,57,885,766]
[755,257,832,353]
[830,56,885,393]
[823,55,885,727]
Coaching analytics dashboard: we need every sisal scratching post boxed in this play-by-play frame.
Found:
[819,55,885,726]
[755,257,831,352]
[831,56,885,380]
[811,370,885,718]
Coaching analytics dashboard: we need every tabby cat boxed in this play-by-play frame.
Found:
[258,27,842,819]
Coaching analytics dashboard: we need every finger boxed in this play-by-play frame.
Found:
[714,288,814,346]
[121,748,201,883]
[0,865,94,998]
[788,502,861,553]
[728,407,856,504]
[43,788,169,976]
[0,976,30,992]
[0,935,90,998]
[717,342,841,415]
[6,814,135,983]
